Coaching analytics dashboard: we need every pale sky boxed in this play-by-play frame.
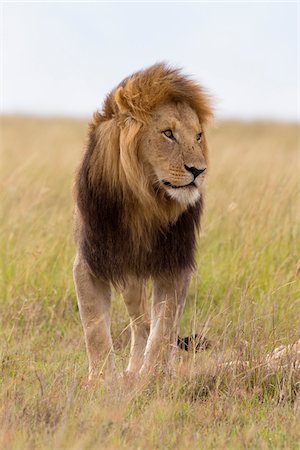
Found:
[1,2,299,120]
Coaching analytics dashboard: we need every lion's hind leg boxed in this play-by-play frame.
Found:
[73,252,117,381]
[122,278,150,375]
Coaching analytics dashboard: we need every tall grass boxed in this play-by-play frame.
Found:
[0,116,299,449]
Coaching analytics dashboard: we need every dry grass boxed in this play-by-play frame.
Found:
[0,116,299,449]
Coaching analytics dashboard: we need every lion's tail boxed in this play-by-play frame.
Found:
[177,334,211,352]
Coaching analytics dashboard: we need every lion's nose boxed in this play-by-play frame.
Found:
[184,165,206,179]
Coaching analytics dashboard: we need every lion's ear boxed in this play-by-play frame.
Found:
[114,83,145,122]
[114,86,130,115]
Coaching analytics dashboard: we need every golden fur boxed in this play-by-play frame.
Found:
[82,63,212,247]
[73,63,213,378]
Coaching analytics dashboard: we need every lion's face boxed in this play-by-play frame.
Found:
[139,102,208,206]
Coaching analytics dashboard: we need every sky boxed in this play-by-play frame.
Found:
[1,2,299,121]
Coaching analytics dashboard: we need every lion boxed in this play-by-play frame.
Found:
[73,63,212,381]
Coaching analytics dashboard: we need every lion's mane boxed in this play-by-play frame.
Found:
[74,63,212,284]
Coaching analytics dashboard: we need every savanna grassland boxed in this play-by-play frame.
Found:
[1,116,299,449]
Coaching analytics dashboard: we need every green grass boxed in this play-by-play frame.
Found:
[0,116,299,449]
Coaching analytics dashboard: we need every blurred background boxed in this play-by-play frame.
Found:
[1,4,300,447]
[2,1,299,121]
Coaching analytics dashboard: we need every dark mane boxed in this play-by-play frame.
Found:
[74,63,209,284]
[75,131,202,285]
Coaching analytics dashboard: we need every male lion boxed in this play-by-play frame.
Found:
[73,63,212,381]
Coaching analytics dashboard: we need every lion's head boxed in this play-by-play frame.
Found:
[138,101,208,206]
[85,63,212,237]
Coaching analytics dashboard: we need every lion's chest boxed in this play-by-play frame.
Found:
[78,184,202,283]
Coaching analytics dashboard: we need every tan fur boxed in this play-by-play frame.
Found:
[74,63,213,380]
[87,63,212,247]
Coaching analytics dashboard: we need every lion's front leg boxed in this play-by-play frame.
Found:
[122,277,150,375]
[139,271,191,376]
[73,252,117,381]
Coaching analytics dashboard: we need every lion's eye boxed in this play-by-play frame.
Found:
[197,132,203,142]
[162,129,175,140]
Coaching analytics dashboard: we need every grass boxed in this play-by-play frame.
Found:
[0,116,299,449]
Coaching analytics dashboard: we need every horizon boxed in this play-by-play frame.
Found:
[2,2,299,121]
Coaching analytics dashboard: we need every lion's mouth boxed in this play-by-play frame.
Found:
[162,180,196,189]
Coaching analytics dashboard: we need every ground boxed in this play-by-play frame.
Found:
[0,116,299,449]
